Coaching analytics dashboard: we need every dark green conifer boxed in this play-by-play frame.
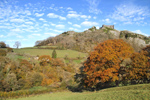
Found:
[52,49,57,58]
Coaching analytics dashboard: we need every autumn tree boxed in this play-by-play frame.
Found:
[127,51,150,83]
[0,41,6,48]
[13,41,21,49]
[83,39,134,88]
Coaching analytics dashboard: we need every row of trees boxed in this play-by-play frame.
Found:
[76,39,150,90]
[0,41,21,48]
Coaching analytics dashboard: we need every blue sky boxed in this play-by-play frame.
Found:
[0,0,150,48]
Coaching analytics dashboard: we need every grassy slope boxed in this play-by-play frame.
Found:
[13,49,87,58]
[10,84,150,100]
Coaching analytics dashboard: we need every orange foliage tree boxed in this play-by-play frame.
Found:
[83,39,134,87]
[38,55,52,66]
[128,51,150,83]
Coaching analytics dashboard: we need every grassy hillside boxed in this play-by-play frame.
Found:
[13,49,87,58]
[9,84,150,100]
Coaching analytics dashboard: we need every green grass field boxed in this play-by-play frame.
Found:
[13,49,87,58]
[9,84,150,100]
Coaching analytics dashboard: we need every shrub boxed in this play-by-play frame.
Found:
[20,59,33,70]
[7,48,13,52]
[51,58,65,67]
[38,55,52,66]
[83,39,134,88]
[0,49,7,56]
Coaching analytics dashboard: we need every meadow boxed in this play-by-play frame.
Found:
[13,49,87,58]
[9,84,150,100]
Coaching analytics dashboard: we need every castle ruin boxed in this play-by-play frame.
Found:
[100,25,114,29]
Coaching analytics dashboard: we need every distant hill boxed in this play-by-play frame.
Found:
[36,25,150,52]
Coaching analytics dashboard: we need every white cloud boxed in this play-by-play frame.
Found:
[25,21,33,25]
[69,27,80,31]
[47,13,58,18]
[67,13,91,19]
[81,21,99,27]
[86,0,102,14]
[93,16,97,19]
[17,35,23,38]
[73,24,81,28]
[53,30,63,33]
[67,13,79,18]
[0,35,4,38]
[59,16,66,20]
[39,18,47,22]
[68,11,77,14]
[10,19,24,23]
[32,34,41,36]
[11,28,22,32]
[133,30,149,36]
[50,22,56,26]
[42,24,49,28]
[47,13,66,20]
[44,33,57,36]
[80,15,91,19]
[68,22,72,25]
[35,13,44,17]
[55,25,65,29]
[67,7,73,10]
[111,3,149,24]
[102,18,111,23]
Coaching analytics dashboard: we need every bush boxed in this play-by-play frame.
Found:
[38,55,52,66]
[51,58,65,67]
[0,49,7,56]
[7,48,13,52]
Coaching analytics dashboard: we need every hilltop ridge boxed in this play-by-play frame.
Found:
[36,25,150,52]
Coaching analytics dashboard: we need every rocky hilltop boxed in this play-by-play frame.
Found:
[36,25,150,52]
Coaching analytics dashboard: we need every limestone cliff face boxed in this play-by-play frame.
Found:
[36,25,150,52]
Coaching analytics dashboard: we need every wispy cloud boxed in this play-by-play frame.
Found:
[133,30,149,36]
[10,19,24,23]
[35,13,44,17]
[55,24,65,29]
[44,33,57,36]
[39,18,47,22]
[67,11,91,19]
[25,21,33,25]
[86,0,102,14]
[81,21,99,27]
[0,35,4,38]
[73,24,81,28]
[102,18,111,23]
[47,13,66,20]
[110,3,149,25]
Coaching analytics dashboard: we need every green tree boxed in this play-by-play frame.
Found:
[52,49,57,58]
